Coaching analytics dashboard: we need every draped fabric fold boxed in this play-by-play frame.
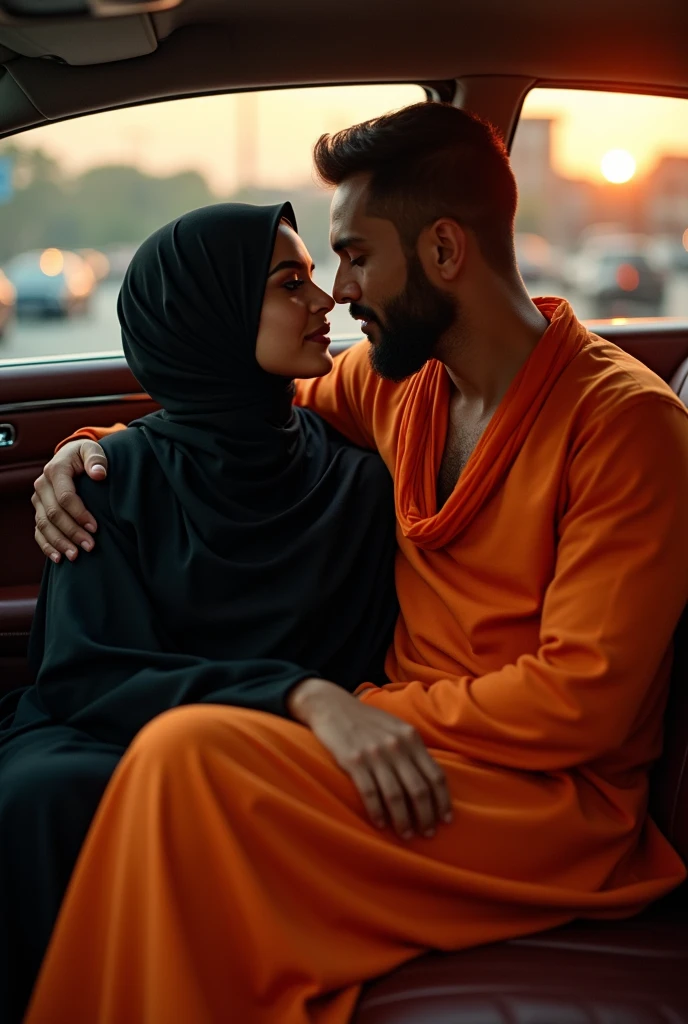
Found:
[395,299,588,548]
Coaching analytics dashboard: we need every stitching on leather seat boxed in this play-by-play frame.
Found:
[359,980,681,1008]
[510,936,688,958]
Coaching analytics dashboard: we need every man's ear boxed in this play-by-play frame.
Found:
[418,218,466,283]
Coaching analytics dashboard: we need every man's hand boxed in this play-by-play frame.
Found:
[289,677,453,840]
[33,439,108,563]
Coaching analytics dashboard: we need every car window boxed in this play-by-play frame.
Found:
[510,88,688,321]
[0,84,424,364]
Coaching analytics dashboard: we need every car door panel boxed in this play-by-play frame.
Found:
[0,356,157,693]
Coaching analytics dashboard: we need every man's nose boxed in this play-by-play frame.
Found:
[333,266,361,305]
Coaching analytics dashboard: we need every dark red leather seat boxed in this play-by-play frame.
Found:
[353,356,688,1023]
[671,355,688,406]
[355,904,688,1023]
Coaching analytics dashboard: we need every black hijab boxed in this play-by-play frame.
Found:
[21,203,399,747]
[119,201,307,531]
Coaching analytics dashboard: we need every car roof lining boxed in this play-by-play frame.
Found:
[0,1,687,140]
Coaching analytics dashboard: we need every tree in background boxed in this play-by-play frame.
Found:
[0,145,335,269]
[0,145,215,265]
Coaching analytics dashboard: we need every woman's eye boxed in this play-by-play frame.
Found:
[350,256,365,268]
[284,279,306,292]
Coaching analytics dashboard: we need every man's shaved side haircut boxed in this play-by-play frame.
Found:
[313,102,518,274]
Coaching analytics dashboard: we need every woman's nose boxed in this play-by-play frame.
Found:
[311,286,335,313]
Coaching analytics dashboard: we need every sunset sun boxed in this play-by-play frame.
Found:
[600,149,636,184]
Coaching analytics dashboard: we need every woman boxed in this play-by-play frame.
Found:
[0,202,404,1022]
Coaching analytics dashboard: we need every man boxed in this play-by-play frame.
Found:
[26,102,688,1020]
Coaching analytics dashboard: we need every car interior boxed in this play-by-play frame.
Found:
[0,0,687,1019]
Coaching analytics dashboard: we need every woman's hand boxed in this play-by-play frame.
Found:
[289,677,452,840]
[33,439,108,563]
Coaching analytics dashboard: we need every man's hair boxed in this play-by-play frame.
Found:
[313,102,518,274]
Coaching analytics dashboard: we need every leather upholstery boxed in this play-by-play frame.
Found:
[652,356,688,862]
[652,605,688,866]
[670,355,688,406]
[605,322,688,383]
[0,584,38,658]
[354,903,688,1022]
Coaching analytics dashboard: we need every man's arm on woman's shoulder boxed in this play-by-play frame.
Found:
[55,422,127,452]
[36,341,381,559]
[295,340,378,450]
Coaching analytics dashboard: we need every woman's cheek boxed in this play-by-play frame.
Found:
[290,296,308,335]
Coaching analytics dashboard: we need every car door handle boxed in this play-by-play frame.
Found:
[0,424,16,447]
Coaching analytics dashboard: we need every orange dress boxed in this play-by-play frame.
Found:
[26,298,688,1023]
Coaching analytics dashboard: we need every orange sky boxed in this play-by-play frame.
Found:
[9,85,688,193]
[521,89,688,182]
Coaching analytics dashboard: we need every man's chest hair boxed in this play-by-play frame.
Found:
[436,419,485,508]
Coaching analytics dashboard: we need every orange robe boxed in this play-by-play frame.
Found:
[27,298,688,1023]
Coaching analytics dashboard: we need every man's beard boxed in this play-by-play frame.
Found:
[350,254,457,382]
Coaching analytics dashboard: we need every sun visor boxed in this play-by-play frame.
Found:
[0,12,160,66]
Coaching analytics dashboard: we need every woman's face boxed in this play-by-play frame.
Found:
[255,221,335,379]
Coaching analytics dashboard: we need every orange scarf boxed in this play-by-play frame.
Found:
[394,298,588,550]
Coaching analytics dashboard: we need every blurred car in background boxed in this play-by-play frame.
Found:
[4,249,96,318]
[0,269,16,339]
[100,243,137,282]
[76,248,111,283]
[576,251,665,318]
[647,235,688,276]
[568,232,665,318]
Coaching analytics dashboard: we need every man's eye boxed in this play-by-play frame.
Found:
[284,279,305,291]
[350,256,365,268]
